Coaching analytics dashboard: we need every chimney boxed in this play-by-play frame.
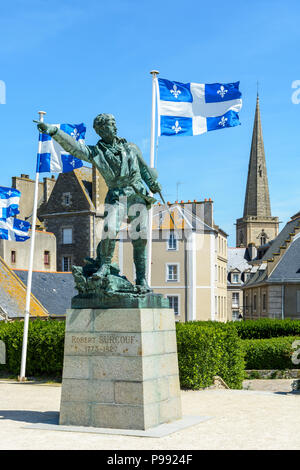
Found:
[248,243,257,260]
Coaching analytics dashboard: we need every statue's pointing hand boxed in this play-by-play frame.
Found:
[33,120,58,136]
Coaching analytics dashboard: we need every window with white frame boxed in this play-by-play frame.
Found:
[232,273,239,283]
[62,227,73,244]
[167,231,177,250]
[167,295,179,315]
[232,292,239,307]
[232,310,239,321]
[62,256,72,272]
[166,264,179,282]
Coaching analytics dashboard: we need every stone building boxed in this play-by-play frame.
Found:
[243,211,300,319]
[120,200,229,322]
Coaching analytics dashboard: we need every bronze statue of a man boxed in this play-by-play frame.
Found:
[37,114,162,291]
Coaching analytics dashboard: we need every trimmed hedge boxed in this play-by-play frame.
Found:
[0,319,65,377]
[232,318,300,340]
[0,319,245,389]
[176,322,245,389]
[242,336,300,370]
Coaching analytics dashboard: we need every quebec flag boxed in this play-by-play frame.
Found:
[157,78,242,136]
[37,123,86,173]
[0,218,30,242]
[0,187,20,219]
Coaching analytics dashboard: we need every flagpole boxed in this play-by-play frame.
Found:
[147,70,159,286]
[19,110,46,382]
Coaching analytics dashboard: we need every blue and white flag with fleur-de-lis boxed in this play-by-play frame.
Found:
[0,217,30,242]
[157,78,242,136]
[37,123,86,173]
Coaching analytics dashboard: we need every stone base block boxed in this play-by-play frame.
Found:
[59,308,182,430]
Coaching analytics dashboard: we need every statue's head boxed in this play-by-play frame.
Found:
[93,113,117,142]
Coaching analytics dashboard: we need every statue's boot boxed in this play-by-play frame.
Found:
[133,239,151,292]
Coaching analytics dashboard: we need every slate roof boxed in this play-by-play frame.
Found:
[0,284,28,319]
[73,166,93,207]
[227,247,251,272]
[0,257,48,320]
[14,270,77,317]
[244,229,300,287]
[262,217,300,261]
[268,235,300,283]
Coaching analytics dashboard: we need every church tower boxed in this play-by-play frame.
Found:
[236,94,279,248]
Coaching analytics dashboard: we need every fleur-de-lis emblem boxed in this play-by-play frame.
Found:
[218,116,228,127]
[217,85,228,99]
[70,159,76,167]
[170,84,181,99]
[19,222,24,229]
[172,120,182,134]
[71,128,79,140]
[7,190,12,196]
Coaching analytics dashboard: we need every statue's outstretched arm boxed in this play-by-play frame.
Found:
[53,128,92,163]
[35,121,92,163]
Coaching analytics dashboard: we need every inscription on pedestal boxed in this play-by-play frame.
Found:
[65,333,141,355]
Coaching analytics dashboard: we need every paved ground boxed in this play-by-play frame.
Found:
[243,379,296,393]
[0,379,299,450]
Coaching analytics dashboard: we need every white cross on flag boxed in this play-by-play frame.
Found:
[157,78,242,136]
[0,217,30,242]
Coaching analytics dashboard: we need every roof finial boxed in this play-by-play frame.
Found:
[257,80,259,98]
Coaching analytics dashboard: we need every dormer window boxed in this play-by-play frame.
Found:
[232,273,239,283]
[62,192,71,207]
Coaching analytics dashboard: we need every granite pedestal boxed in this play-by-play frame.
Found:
[59,308,182,430]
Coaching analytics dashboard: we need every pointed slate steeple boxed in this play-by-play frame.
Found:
[236,94,279,249]
[243,94,271,218]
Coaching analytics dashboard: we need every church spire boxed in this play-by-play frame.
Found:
[236,94,279,249]
[243,93,271,218]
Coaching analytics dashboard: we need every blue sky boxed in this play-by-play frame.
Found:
[0,0,300,245]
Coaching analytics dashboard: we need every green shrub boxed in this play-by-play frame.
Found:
[176,322,245,389]
[232,318,300,340]
[242,336,300,370]
[0,319,65,377]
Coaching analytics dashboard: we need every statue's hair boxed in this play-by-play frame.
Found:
[93,113,115,132]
